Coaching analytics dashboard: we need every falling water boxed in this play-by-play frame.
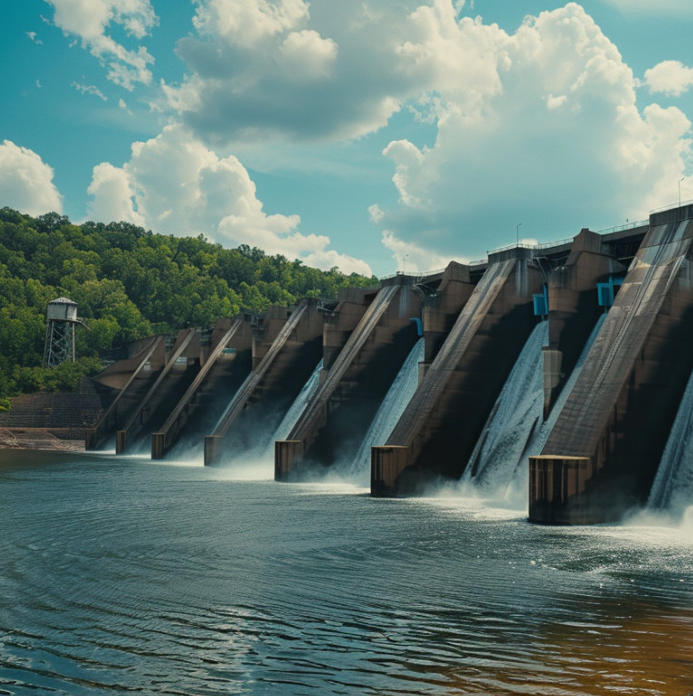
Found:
[463,321,548,492]
[269,359,323,446]
[345,338,425,483]
[529,313,607,457]
[464,313,607,502]
[649,366,693,512]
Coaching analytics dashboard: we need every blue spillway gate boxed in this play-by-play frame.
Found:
[533,285,548,317]
[597,275,624,307]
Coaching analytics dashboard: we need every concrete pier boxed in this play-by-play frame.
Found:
[115,328,200,454]
[541,228,628,418]
[275,278,422,480]
[85,336,165,450]
[275,440,304,481]
[151,317,253,459]
[204,301,323,465]
[530,206,693,524]
[372,249,543,496]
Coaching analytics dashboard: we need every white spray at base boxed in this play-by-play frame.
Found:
[648,365,693,515]
[461,313,607,507]
[342,337,425,485]
[460,321,547,503]
[209,360,324,479]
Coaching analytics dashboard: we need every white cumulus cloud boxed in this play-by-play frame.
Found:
[166,0,429,143]
[645,60,693,97]
[71,81,108,101]
[46,0,158,89]
[373,2,693,260]
[0,140,62,215]
[279,30,337,80]
[86,125,371,275]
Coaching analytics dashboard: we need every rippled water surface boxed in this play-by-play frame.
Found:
[1,450,692,695]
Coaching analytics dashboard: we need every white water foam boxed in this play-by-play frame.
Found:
[460,321,548,503]
[461,313,607,507]
[342,338,425,485]
[649,366,693,514]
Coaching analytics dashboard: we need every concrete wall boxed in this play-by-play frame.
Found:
[275,280,422,480]
[542,229,626,418]
[420,262,475,382]
[372,249,543,496]
[321,287,379,370]
[530,212,693,524]
[151,317,254,459]
[203,301,324,465]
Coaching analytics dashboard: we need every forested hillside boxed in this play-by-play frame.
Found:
[0,208,376,400]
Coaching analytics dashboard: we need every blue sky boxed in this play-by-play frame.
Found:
[1,0,692,276]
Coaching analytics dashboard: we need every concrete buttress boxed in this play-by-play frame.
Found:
[275,279,422,480]
[530,206,693,524]
[372,248,543,496]
[204,301,323,465]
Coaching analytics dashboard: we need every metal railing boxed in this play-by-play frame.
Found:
[379,203,693,279]
[594,219,648,235]
[649,198,693,215]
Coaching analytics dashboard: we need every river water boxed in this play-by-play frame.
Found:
[1,449,692,695]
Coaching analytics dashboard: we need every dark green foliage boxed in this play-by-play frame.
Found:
[0,208,376,398]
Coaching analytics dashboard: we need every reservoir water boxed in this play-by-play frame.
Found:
[1,449,692,695]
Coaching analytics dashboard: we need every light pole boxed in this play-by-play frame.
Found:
[680,177,686,208]
[516,223,523,247]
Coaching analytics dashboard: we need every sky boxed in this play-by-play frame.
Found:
[1,0,692,277]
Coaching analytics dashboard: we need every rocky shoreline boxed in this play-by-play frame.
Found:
[0,428,85,453]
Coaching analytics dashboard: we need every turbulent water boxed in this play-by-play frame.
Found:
[650,365,693,512]
[270,359,323,445]
[0,449,692,696]
[464,314,607,504]
[464,321,548,494]
[344,338,424,483]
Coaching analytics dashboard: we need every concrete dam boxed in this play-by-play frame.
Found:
[80,203,693,525]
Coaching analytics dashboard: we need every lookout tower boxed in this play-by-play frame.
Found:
[43,297,82,367]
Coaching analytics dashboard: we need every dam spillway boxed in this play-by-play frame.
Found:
[114,327,202,454]
[204,300,323,465]
[151,317,253,459]
[275,279,422,481]
[530,205,693,524]
[346,336,424,484]
[371,248,544,496]
[85,335,166,451]
[53,203,693,525]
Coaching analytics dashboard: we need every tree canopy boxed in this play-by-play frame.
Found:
[0,208,376,398]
